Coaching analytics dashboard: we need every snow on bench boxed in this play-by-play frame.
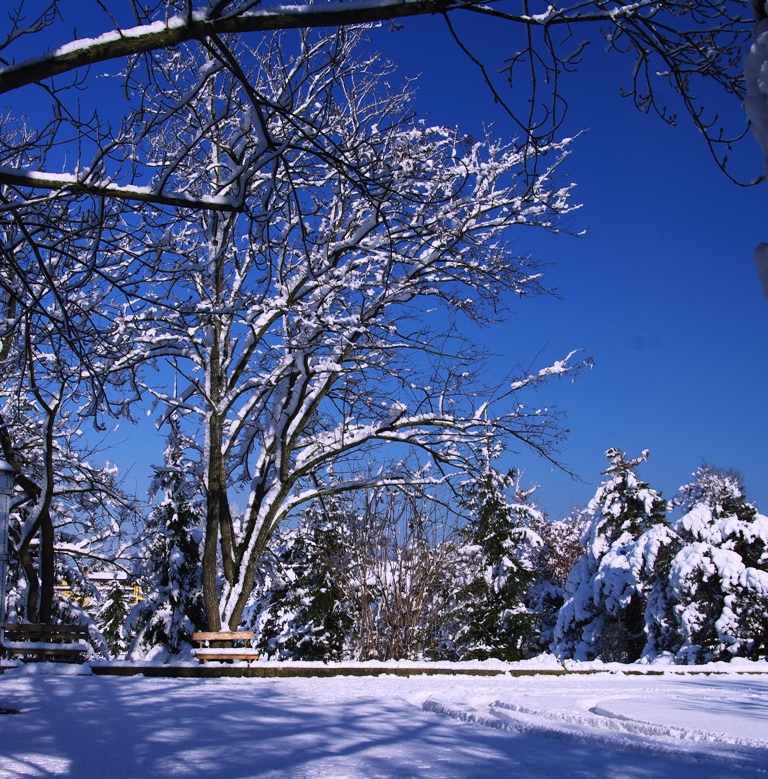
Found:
[1,624,90,663]
[191,631,258,665]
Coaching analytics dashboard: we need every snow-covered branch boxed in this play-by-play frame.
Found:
[0,168,242,211]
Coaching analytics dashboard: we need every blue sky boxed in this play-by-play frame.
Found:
[364,15,768,518]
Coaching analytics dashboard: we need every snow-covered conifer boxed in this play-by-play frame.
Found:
[663,466,768,662]
[98,578,130,658]
[554,448,668,662]
[449,454,543,661]
[525,510,587,653]
[255,497,353,661]
[127,417,204,659]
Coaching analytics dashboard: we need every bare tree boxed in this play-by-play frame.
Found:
[0,328,144,624]
[0,2,754,489]
[0,122,144,622]
[104,28,585,631]
[0,3,754,398]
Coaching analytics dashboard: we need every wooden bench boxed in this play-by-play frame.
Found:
[191,631,258,665]
[1,623,90,662]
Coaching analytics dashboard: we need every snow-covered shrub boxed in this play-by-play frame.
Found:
[253,498,353,662]
[663,466,768,662]
[251,488,458,662]
[445,460,543,662]
[344,490,456,661]
[54,613,108,659]
[554,448,668,662]
[525,511,589,653]
[126,419,205,659]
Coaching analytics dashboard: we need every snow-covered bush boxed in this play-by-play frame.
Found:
[126,419,205,659]
[445,460,543,662]
[344,490,456,661]
[554,448,668,662]
[663,466,768,662]
[251,488,458,662]
[253,498,353,662]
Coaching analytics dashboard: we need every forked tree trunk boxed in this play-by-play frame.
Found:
[201,242,236,630]
[202,413,237,631]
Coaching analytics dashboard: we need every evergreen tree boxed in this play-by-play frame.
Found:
[663,466,768,662]
[44,560,109,660]
[255,497,353,661]
[449,456,542,661]
[98,578,130,658]
[554,448,668,662]
[525,510,587,655]
[126,416,205,658]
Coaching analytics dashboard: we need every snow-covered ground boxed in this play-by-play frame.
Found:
[1,663,767,778]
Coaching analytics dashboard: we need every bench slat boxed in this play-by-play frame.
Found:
[193,649,259,665]
[5,623,89,641]
[3,641,87,651]
[4,647,86,656]
[192,631,255,642]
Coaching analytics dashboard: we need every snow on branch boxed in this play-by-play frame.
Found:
[0,1,474,95]
[0,167,241,211]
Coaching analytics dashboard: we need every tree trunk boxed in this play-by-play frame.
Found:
[202,413,223,632]
[38,510,55,623]
[18,527,40,623]
[201,218,238,631]
[0,429,44,622]
[202,412,237,631]
[225,536,262,631]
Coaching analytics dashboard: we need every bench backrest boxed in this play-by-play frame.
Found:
[5,623,89,642]
[192,631,255,642]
